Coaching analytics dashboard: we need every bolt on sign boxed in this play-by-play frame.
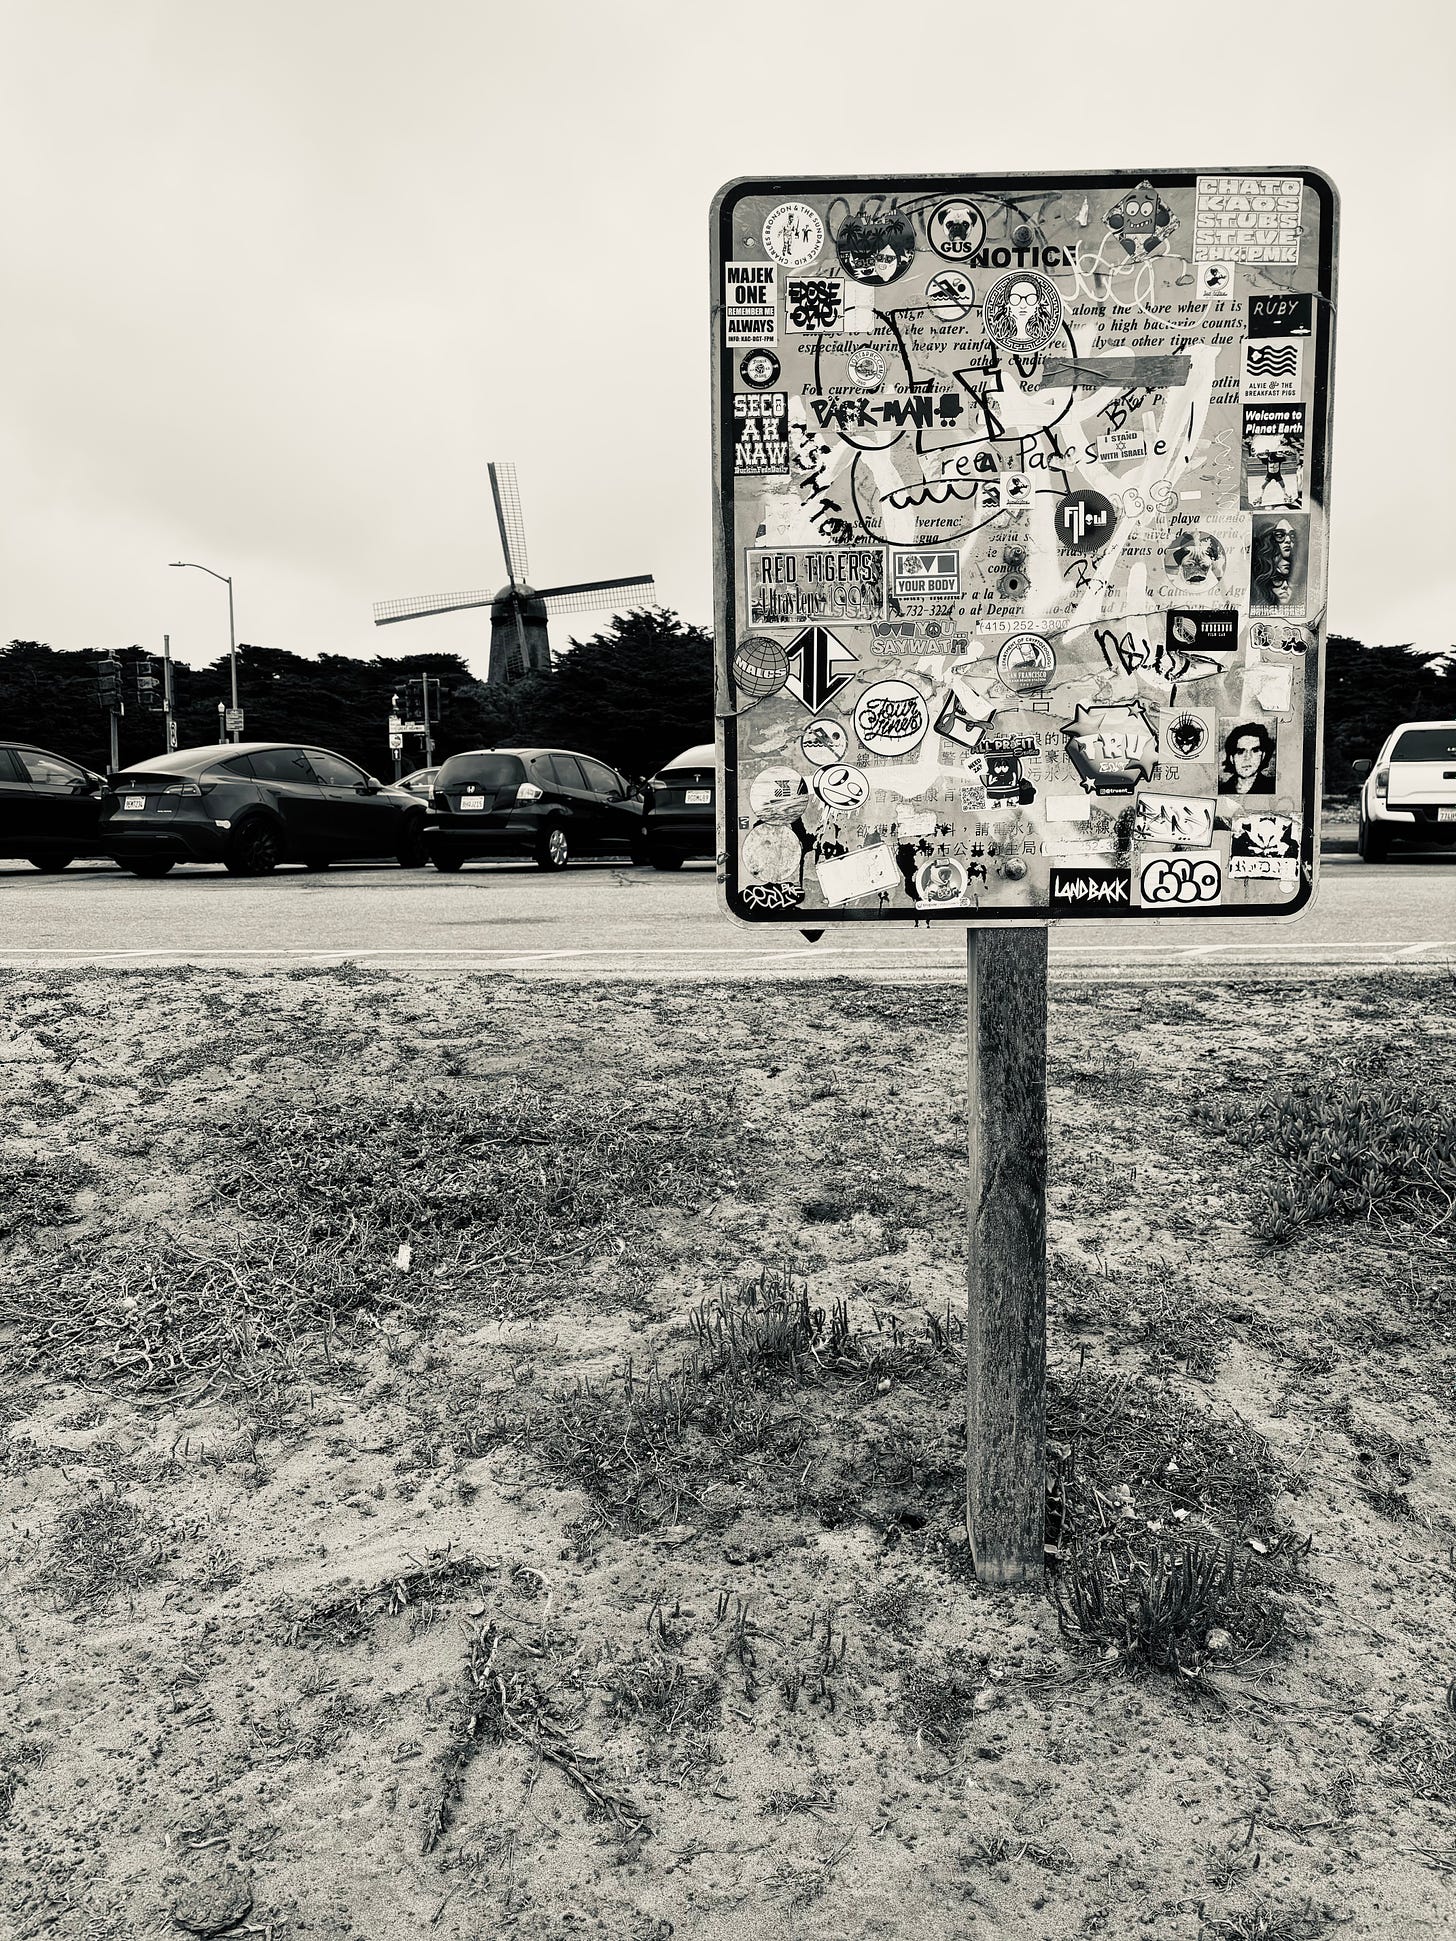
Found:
[711,171,1337,925]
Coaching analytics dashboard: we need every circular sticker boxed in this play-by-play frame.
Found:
[846,348,885,389]
[732,635,789,701]
[1163,528,1227,585]
[853,680,930,757]
[915,857,969,905]
[834,207,917,286]
[1164,710,1211,760]
[762,201,825,270]
[748,766,814,820]
[742,822,803,883]
[928,199,986,261]
[800,718,848,767]
[812,764,869,810]
[1054,490,1118,555]
[981,270,1064,353]
[738,349,781,389]
[996,634,1057,694]
[925,269,976,322]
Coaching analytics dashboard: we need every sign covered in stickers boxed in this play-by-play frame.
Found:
[711,171,1337,923]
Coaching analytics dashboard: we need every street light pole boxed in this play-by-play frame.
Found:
[170,561,239,741]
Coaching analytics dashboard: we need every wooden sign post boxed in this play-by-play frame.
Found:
[965,928,1047,1583]
[710,168,1336,1593]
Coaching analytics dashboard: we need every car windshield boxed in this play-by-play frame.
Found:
[437,754,524,790]
[1391,728,1456,762]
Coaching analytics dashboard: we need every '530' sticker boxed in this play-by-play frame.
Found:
[1140,855,1222,906]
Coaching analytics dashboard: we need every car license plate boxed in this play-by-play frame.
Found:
[460,794,485,811]
[1439,807,1456,822]
[123,795,147,811]
[685,788,712,805]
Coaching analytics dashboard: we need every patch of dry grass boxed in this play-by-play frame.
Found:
[31,1488,166,1612]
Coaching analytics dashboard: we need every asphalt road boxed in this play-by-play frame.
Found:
[0,850,1452,977]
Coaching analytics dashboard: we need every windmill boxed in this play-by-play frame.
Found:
[373,462,657,687]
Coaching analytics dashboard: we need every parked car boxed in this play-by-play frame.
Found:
[101,743,428,876]
[0,741,114,870]
[426,747,644,871]
[1353,720,1456,861]
[641,743,715,870]
[397,765,438,798]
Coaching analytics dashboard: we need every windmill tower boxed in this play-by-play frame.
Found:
[373,462,657,686]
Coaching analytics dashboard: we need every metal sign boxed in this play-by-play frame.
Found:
[224,708,245,734]
[712,170,1337,925]
[388,732,404,750]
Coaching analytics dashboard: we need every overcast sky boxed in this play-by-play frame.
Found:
[2,0,1451,681]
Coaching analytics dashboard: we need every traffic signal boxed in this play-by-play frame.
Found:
[134,657,162,709]
[96,656,122,710]
[404,677,439,724]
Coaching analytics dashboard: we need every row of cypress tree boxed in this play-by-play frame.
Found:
[1,622,1448,792]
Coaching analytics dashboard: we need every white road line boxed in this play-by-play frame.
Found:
[6,940,1456,960]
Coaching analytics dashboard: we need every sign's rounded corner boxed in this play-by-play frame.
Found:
[711,178,759,229]
[1300,166,1340,227]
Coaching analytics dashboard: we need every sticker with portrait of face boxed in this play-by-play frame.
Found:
[1217,720,1278,798]
[1249,513,1309,618]
[981,271,1064,353]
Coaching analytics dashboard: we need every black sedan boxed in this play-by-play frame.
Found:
[641,743,716,869]
[102,743,428,876]
[426,747,645,871]
[0,742,114,870]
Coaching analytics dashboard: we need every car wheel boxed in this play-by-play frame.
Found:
[123,858,176,878]
[1357,816,1390,863]
[431,852,465,873]
[24,854,75,872]
[396,818,428,869]
[650,852,685,871]
[536,822,570,871]
[303,856,331,871]
[224,818,282,876]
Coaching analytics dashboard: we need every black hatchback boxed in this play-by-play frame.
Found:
[0,742,114,870]
[427,748,645,871]
[102,743,428,876]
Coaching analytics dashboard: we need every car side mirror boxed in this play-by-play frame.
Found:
[357,779,382,794]
[1351,758,1372,777]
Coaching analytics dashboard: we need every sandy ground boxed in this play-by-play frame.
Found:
[2,966,1455,1941]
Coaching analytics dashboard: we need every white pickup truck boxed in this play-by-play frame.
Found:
[1353,720,1456,861]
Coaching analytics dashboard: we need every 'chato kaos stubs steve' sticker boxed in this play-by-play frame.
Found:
[712,169,1336,923]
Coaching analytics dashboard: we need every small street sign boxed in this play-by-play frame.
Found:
[224,708,245,733]
[388,732,404,750]
[711,166,1338,1588]
[400,720,425,734]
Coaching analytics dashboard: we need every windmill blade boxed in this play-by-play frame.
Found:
[488,461,530,585]
[373,589,495,626]
[538,576,658,619]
